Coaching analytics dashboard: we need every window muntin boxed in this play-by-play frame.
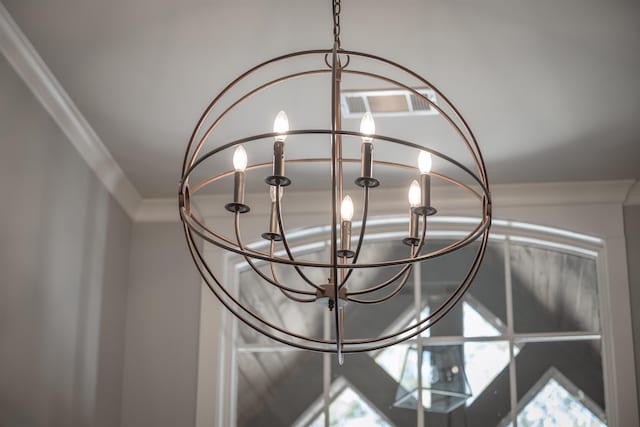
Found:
[231,220,607,427]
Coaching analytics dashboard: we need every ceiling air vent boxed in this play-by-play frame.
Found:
[341,88,438,118]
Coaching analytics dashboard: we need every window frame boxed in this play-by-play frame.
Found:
[201,200,638,427]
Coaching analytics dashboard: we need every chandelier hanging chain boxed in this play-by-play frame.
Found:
[333,0,341,48]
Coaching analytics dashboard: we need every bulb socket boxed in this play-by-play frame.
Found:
[355,142,380,188]
[403,210,420,246]
[337,220,355,258]
[411,174,437,216]
[261,202,282,241]
[225,171,250,213]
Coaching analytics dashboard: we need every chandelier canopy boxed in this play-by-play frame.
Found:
[179,0,491,363]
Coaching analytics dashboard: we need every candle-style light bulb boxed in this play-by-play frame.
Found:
[408,180,421,207]
[418,151,432,174]
[273,110,289,142]
[266,111,291,186]
[233,145,247,172]
[339,195,355,257]
[341,195,354,221]
[226,145,250,213]
[403,180,422,246]
[359,112,375,143]
[355,112,379,188]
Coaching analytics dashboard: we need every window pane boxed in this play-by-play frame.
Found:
[514,377,606,427]
[421,241,507,337]
[510,244,600,334]
[333,353,416,426]
[237,351,322,427]
[510,340,606,426]
[375,342,511,426]
[465,341,512,405]
[310,384,393,427]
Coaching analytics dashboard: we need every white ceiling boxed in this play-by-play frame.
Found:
[3,0,640,198]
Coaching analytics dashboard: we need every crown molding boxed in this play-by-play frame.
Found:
[492,180,636,207]
[0,3,141,219]
[135,180,635,223]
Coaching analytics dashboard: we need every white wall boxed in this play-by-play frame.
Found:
[120,222,202,427]
[0,54,132,426]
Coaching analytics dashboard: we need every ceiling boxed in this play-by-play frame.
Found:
[3,0,640,198]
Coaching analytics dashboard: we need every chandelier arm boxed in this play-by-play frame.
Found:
[269,241,316,303]
[342,68,486,180]
[274,186,324,291]
[345,211,429,297]
[183,207,488,270]
[181,188,490,352]
[185,205,489,352]
[346,265,413,305]
[345,213,427,303]
[346,232,488,353]
[181,49,333,176]
[343,201,489,346]
[185,226,339,350]
[346,265,411,297]
[414,206,429,253]
[342,226,490,351]
[232,213,317,296]
[338,185,370,290]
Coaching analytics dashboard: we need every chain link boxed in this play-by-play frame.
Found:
[333,0,341,48]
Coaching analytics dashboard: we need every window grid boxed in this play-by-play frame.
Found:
[232,226,605,427]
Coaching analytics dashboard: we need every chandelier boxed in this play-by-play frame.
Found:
[179,0,491,363]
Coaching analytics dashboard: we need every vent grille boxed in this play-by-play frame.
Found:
[340,88,438,118]
[410,94,431,112]
[345,96,367,114]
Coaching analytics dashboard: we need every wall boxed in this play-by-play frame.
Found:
[0,54,131,426]
[120,222,202,427]
[624,205,640,415]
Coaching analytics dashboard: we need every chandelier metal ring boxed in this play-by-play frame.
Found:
[179,37,491,359]
[183,225,489,353]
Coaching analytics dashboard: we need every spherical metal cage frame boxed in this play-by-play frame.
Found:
[179,47,492,354]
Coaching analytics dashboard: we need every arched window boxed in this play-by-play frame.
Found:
[204,212,632,426]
